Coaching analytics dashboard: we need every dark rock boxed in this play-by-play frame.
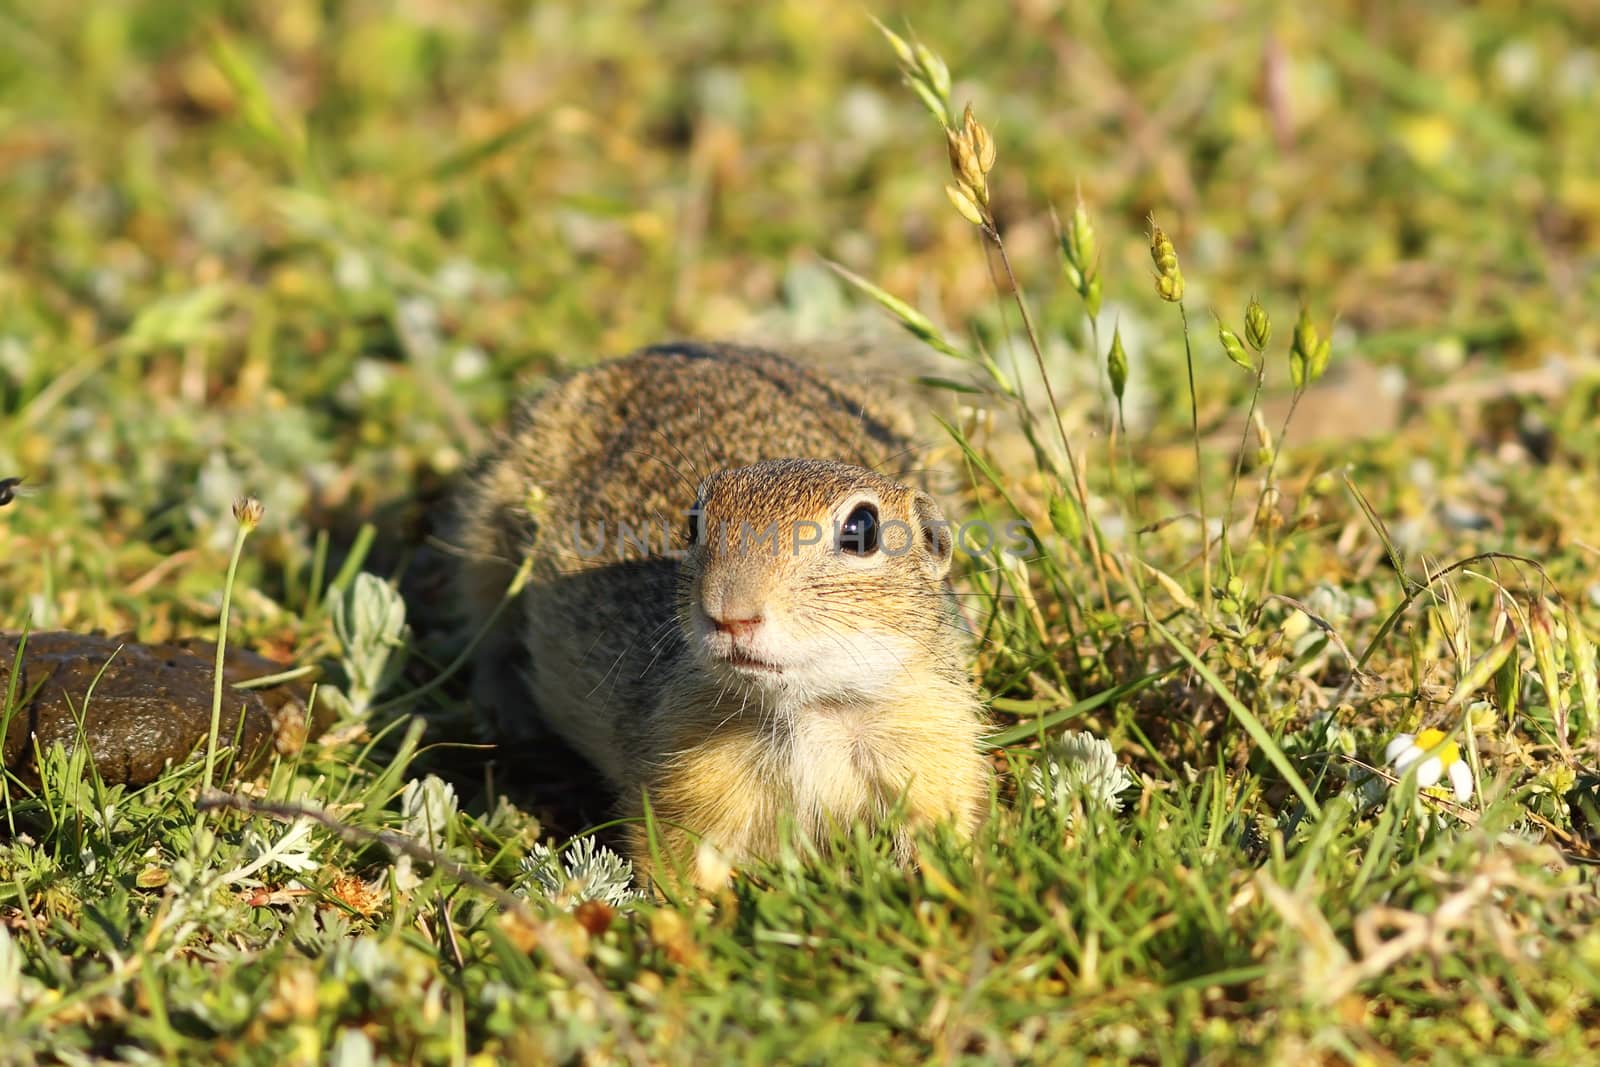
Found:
[0,632,319,788]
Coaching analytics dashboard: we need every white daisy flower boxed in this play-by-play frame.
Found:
[1385,728,1474,802]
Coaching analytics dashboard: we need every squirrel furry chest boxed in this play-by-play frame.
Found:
[453,342,991,889]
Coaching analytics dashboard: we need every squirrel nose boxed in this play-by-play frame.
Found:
[709,611,764,643]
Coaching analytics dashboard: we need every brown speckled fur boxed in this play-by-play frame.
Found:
[453,342,990,889]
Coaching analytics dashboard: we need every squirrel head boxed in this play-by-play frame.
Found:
[677,458,958,705]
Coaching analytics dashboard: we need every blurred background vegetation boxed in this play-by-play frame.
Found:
[2,0,1598,639]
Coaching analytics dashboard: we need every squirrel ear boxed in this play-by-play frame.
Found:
[912,492,953,577]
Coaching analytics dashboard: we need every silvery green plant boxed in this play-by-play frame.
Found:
[399,775,459,852]
[391,775,462,891]
[222,818,320,886]
[328,572,411,716]
[519,836,640,908]
[1027,730,1136,821]
[0,927,45,1018]
[328,1029,378,1067]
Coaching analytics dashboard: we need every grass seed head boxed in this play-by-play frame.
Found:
[871,17,916,67]
[945,181,986,226]
[873,20,952,123]
[1069,196,1096,270]
[1245,296,1271,352]
[1308,338,1331,380]
[1528,598,1569,728]
[963,104,996,175]
[1564,602,1598,736]
[915,42,951,104]
[1060,195,1101,316]
[1148,219,1184,302]
[1048,493,1081,542]
[1084,276,1103,318]
[1217,318,1252,371]
[1449,628,1518,709]
[945,106,993,211]
[945,127,973,186]
[1494,609,1523,721]
[1289,307,1332,387]
[1107,323,1128,402]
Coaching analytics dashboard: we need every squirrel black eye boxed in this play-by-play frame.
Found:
[838,503,880,555]
[685,503,704,546]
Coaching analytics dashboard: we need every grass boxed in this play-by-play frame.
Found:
[3,0,1600,1062]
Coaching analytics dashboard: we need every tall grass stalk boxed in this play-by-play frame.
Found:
[1220,354,1266,584]
[881,26,1114,614]
[200,499,261,807]
[1253,385,1305,598]
[985,229,1114,609]
[1177,301,1211,616]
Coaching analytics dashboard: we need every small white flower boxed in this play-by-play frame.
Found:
[1385,729,1474,803]
[395,296,441,360]
[328,1027,377,1067]
[334,248,374,292]
[450,344,490,382]
[1027,730,1134,816]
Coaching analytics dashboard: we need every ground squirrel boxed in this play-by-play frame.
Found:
[454,342,991,889]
